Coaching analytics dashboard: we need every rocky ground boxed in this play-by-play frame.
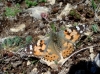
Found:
[0,0,100,74]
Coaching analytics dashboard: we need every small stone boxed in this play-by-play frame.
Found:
[47,0,55,5]
[27,60,31,66]
[42,71,51,74]
[89,47,94,53]
[29,68,38,74]
[10,24,26,32]
[90,53,95,61]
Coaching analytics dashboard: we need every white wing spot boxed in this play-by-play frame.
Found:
[76,26,80,31]
[30,45,33,50]
[30,51,32,54]
[80,31,83,33]
[25,48,27,51]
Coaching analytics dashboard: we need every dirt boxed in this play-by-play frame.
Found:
[0,0,100,74]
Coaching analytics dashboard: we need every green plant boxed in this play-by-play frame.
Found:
[13,36,22,46]
[69,10,76,16]
[5,3,21,17]
[69,9,81,20]
[87,36,93,42]
[91,0,97,10]
[2,39,7,48]
[39,0,47,2]
[51,23,56,32]
[26,36,33,44]
[76,42,82,48]
[1,36,22,49]
[6,38,13,47]
[92,24,99,33]
[31,60,39,64]
[25,0,38,7]
[73,22,78,26]
[1,35,33,50]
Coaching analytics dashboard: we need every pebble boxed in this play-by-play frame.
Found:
[10,24,26,32]
[89,47,94,53]
[29,68,38,74]
[42,71,51,74]
[90,53,95,61]
[47,0,55,5]
[27,60,31,65]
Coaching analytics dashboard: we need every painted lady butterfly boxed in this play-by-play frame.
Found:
[24,25,88,68]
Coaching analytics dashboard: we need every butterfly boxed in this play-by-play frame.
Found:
[24,25,88,68]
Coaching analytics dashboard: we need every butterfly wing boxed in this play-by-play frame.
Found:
[24,24,88,67]
[64,25,88,43]
[57,25,88,64]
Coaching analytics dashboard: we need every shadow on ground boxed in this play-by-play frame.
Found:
[68,60,100,74]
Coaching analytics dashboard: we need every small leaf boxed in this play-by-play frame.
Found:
[91,0,97,10]
[51,23,56,32]
[31,60,38,64]
[32,1,38,6]
[92,24,99,33]
[13,36,22,46]
[7,38,13,47]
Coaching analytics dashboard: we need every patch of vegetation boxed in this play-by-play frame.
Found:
[31,60,39,64]
[25,0,38,7]
[5,3,21,18]
[87,36,93,42]
[73,22,78,26]
[25,36,33,45]
[91,0,97,11]
[2,36,22,49]
[69,9,81,21]
[50,23,56,32]
[13,36,22,46]
[92,24,99,33]
[76,42,82,48]
[1,36,33,50]
[39,0,47,3]
[6,38,13,47]
[25,0,47,7]
[70,10,76,16]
